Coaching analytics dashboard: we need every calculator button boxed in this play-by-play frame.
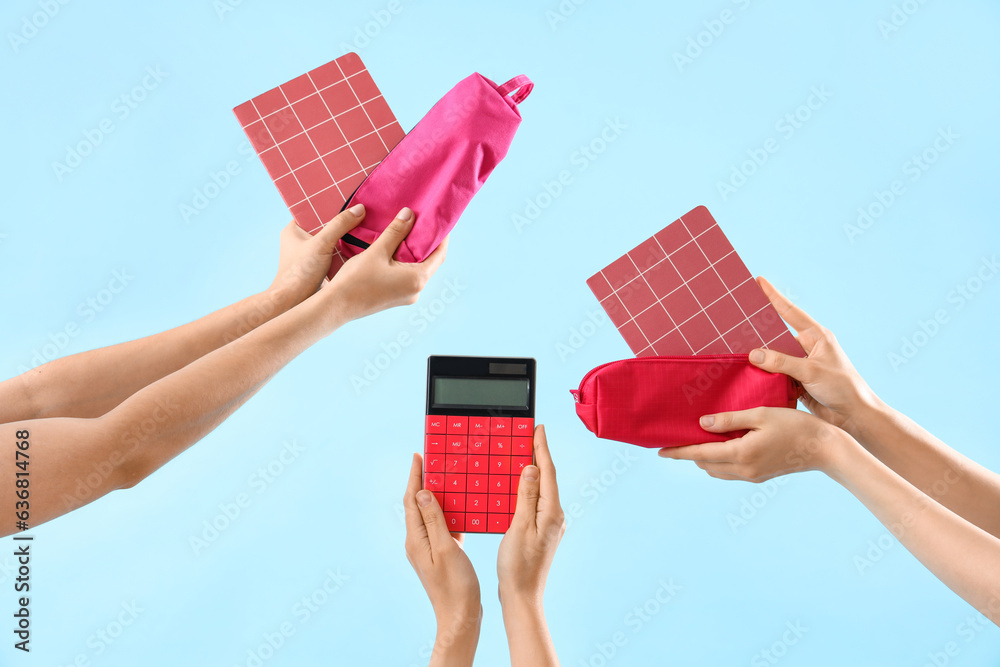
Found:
[469,418,491,435]
[443,493,465,512]
[444,474,466,493]
[424,473,445,492]
[489,475,510,494]
[511,474,520,495]
[490,437,511,455]
[490,456,511,474]
[446,455,467,474]
[432,490,445,508]
[446,436,468,453]
[466,514,487,532]
[466,493,487,512]
[488,514,510,532]
[489,494,510,513]
[491,417,512,435]
[512,417,534,435]
[468,436,488,454]
[425,455,445,473]
[510,494,519,514]
[425,435,446,453]
[446,416,468,434]
[511,437,532,456]
[468,454,488,473]
[444,513,465,532]
[512,456,532,475]
[426,416,446,434]
[467,474,488,492]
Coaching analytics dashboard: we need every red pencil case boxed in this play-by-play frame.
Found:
[570,355,798,448]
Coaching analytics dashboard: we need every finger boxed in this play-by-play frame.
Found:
[698,408,768,433]
[370,207,416,258]
[511,464,540,528]
[659,441,736,463]
[418,234,449,275]
[748,347,810,382]
[403,454,429,544]
[415,487,455,554]
[756,277,819,333]
[532,425,561,508]
[704,469,746,481]
[315,204,367,247]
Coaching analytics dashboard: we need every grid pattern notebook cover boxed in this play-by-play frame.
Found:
[587,206,805,358]
[234,52,405,273]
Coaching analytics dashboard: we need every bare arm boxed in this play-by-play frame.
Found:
[0,214,364,423]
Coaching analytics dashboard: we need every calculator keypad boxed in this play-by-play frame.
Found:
[424,415,534,533]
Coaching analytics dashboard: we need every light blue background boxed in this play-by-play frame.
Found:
[2,0,999,665]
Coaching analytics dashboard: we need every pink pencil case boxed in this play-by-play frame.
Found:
[336,73,533,267]
[571,355,798,448]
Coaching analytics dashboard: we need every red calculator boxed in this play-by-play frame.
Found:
[424,356,537,534]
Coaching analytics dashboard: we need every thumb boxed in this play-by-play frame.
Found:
[749,347,808,383]
[314,204,367,250]
[415,489,453,550]
[511,465,540,527]
[370,207,415,258]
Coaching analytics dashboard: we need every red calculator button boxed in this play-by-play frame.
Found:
[512,456,532,475]
[488,514,510,533]
[467,474,488,492]
[446,416,468,434]
[424,473,445,492]
[444,474,466,493]
[432,490,445,507]
[446,435,468,453]
[491,417,512,435]
[512,417,534,434]
[489,474,510,494]
[489,494,510,513]
[490,456,511,474]
[469,418,491,435]
[444,513,465,532]
[425,435,446,453]
[490,437,511,455]
[446,455,468,474]
[425,455,445,473]
[468,454,489,474]
[511,474,520,495]
[443,493,465,512]
[511,437,532,456]
[467,514,487,532]
[510,494,518,514]
[466,493,487,512]
[468,436,488,454]
[426,416,446,434]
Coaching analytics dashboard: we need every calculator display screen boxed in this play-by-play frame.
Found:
[433,377,529,409]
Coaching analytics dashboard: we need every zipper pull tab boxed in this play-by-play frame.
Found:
[569,389,581,403]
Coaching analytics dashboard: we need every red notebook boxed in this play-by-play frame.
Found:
[234,52,405,274]
[587,206,804,358]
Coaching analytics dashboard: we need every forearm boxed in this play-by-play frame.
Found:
[828,441,1000,624]
[3,287,296,422]
[502,597,559,667]
[846,397,1000,537]
[430,608,481,667]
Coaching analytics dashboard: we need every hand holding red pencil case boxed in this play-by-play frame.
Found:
[571,354,798,448]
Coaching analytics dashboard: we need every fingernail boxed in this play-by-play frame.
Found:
[416,490,431,507]
[523,465,539,481]
[397,206,413,222]
[749,349,765,363]
[348,203,365,216]
[701,415,715,427]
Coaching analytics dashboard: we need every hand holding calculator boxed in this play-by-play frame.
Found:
[423,356,537,534]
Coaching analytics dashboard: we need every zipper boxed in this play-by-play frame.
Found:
[573,353,752,403]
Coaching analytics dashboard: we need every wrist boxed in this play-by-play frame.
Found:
[433,604,482,661]
[821,428,869,485]
[499,588,545,619]
[843,391,890,446]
